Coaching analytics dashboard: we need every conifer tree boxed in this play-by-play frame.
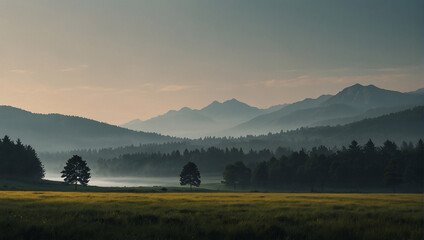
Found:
[61,155,91,190]
[179,162,201,191]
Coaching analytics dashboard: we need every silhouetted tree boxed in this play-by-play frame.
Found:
[363,139,376,155]
[0,135,44,180]
[61,155,91,190]
[180,162,201,191]
[348,140,361,154]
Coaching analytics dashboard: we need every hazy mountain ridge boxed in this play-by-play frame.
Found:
[0,106,177,152]
[230,84,424,135]
[407,88,424,95]
[213,106,424,151]
[2,84,423,154]
[322,84,423,110]
[122,84,423,138]
[230,94,334,135]
[309,104,419,127]
[121,99,286,138]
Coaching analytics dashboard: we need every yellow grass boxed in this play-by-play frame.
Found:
[0,191,422,240]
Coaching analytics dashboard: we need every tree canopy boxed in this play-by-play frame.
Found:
[180,162,201,191]
[227,139,423,192]
[61,155,91,190]
[0,135,44,180]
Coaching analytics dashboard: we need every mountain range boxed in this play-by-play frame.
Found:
[1,83,422,152]
[123,84,424,137]
[121,99,286,138]
[0,106,177,152]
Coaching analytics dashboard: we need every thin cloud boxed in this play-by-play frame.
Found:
[60,65,88,72]
[158,85,194,92]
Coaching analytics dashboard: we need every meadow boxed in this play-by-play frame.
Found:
[0,192,422,240]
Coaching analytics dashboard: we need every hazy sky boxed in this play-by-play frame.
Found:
[1,0,423,124]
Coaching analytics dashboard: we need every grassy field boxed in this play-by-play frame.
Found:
[0,192,422,240]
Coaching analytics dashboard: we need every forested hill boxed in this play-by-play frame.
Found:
[231,84,423,135]
[40,106,424,172]
[214,106,424,151]
[0,106,178,152]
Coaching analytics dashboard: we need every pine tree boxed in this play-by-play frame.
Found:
[180,162,201,191]
[61,155,91,190]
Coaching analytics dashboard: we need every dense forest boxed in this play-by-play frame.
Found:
[0,136,45,180]
[226,139,423,192]
[53,138,423,192]
[92,147,277,176]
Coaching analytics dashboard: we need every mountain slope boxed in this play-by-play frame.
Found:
[290,106,424,146]
[322,84,424,109]
[231,84,424,135]
[309,104,418,127]
[0,106,177,152]
[122,107,218,138]
[230,94,333,135]
[213,106,424,151]
[407,88,424,95]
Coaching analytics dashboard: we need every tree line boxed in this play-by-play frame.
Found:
[223,139,423,192]
[0,135,44,180]
[92,147,274,176]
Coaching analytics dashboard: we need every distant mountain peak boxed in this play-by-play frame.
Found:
[223,98,241,104]
[179,107,192,112]
[322,83,423,110]
[350,83,364,88]
[122,118,143,126]
[207,100,220,106]
[343,83,378,91]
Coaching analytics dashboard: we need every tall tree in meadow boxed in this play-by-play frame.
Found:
[61,155,91,190]
[180,162,201,191]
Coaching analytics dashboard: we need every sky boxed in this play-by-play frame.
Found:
[0,0,423,124]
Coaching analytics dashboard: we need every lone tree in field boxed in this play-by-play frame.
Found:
[61,155,91,190]
[180,162,201,191]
